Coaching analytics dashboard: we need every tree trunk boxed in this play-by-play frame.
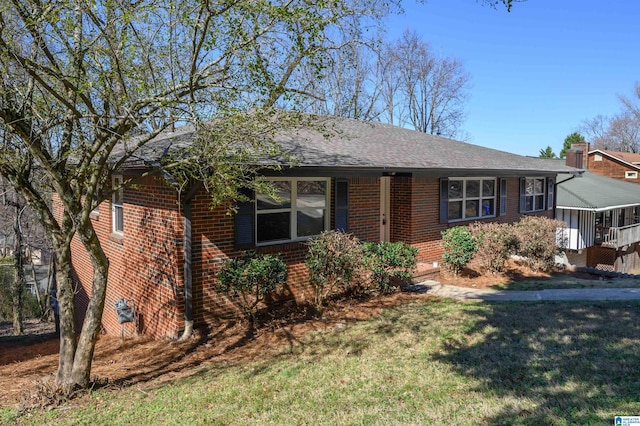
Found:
[31,262,44,317]
[54,243,77,388]
[11,206,24,334]
[69,222,109,389]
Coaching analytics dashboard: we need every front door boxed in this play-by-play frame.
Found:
[380,176,391,242]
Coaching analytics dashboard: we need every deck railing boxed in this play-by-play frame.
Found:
[602,223,640,248]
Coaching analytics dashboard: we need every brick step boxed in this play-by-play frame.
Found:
[412,262,440,283]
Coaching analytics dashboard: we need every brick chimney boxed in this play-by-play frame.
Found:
[565,142,590,169]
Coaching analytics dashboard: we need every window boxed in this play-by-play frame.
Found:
[594,154,602,161]
[520,177,546,213]
[626,171,638,179]
[595,210,612,244]
[443,178,496,222]
[112,175,124,234]
[255,178,330,244]
[499,178,507,216]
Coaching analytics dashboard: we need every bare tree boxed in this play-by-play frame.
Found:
[579,115,610,150]
[0,0,524,393]
[0,0,402,392]
[579,83,640,152]
[382,30,471,138]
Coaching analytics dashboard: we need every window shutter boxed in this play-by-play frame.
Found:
[519,177,526,213]
[234,192,255,249]
[439,178,449,223]
[499,178,507,216]
[335,179,349,232]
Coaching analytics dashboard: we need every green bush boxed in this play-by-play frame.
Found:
[0,263,41,322]
[216,252,287,322]
[363,241,417,293]
[305,231,365,311]
[441,226,478,275]
[513,216,566,272]
[469,222,518,274]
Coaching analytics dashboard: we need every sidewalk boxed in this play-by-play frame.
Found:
[406,280,640,301]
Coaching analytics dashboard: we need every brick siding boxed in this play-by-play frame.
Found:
[62,173,555,339]
[588,154,640,183]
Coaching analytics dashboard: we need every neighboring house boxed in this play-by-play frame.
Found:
[66,117,579,338]
[571,141,640,183]
[556,143,640,273]
[557,171,640,272]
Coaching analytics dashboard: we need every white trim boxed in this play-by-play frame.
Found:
[589,149,640,171]
[112,175,124,234]
[447,177,497,221]
[380,176,390,242]
[255,177,331,245]
[557,203,640,212]
[625,171,638,179]
[522,176,546,213]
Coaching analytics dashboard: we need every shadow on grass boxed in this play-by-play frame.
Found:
[434,301,640,425]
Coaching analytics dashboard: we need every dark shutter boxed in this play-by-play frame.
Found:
[335,179,349,232]
[547,178,555,211]
[519,177,526,213]
[234,191,255,249]
[439,178,449,223]
[499,178,507,216]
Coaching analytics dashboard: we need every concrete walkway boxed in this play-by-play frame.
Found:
[406,280,640,301]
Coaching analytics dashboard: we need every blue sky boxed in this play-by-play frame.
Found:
[384,0,640,156]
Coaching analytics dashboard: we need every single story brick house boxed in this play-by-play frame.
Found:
[69,117,580,338]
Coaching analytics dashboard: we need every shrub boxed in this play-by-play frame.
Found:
[363,241,417,293]
[441,226,478,275]
[0,262,41,322]
[469,222,518,274]
[306,231,365,311]
[513,216,566,272]
[216,252,287,322]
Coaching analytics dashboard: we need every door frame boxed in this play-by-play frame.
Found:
[380,176,391,242]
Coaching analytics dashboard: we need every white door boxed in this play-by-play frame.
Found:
[380,176,391,242]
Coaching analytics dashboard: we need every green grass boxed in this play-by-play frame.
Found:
[4,299,640,425]
[492,274,640,290]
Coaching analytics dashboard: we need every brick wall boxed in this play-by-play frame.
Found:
[63,173,556,339]
[65,176,184,339]
[588,154,640,183]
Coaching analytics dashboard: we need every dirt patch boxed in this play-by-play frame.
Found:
[437,258,600,289]
[0,291,432,408]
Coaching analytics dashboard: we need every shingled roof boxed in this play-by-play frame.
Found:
[115,116,580,175]
[557,171,640,211]
[591,149,640,168]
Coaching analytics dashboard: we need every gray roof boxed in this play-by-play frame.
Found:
[115,116,580,175]
[557,171,640,211]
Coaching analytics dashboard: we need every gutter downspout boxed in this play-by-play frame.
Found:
[178,181,203,341]
[143,160,201,341]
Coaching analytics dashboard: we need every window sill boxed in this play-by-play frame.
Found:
[448,215,496,224]
[108,232,124,245]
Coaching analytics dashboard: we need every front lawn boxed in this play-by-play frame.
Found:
[4,298,639,425]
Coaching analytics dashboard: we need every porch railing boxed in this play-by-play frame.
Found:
[602,223,640,249]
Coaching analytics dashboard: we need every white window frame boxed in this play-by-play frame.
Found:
[625,171,638,179]
[112,175,124,234]
[447,177,497,222]
[523,177,546,213]
[255,177,330,245]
